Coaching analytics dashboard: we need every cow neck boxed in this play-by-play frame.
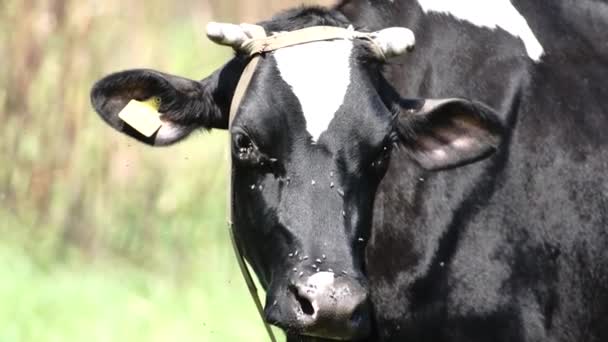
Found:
[226,24,383,342]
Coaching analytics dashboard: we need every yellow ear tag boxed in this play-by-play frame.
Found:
[118,97,163,137]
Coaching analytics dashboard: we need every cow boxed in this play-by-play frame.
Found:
[90,0,608,341]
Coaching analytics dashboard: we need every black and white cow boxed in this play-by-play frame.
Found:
[91,1,608,341]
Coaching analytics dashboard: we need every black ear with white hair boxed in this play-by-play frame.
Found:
[91,66,235,146]
[396,98,505,170]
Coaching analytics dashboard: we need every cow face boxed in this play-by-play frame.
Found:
[228,40,396,341]
[91,8,503,341]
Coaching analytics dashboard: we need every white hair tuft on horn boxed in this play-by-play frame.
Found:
[206,22,249,47]
[372,27,416,58]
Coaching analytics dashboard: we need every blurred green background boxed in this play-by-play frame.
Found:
[0,0,330,341]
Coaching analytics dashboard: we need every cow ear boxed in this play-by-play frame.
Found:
[91,68,231,146]
[396,98,504,170]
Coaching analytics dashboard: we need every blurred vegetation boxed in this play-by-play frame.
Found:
[0,0,330,341]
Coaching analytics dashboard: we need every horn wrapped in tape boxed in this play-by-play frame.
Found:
[206,22,265,48]
[369,27,416,59]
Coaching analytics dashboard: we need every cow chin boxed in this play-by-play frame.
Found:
[265,271,372,341]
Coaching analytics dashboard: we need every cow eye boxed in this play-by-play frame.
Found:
[232,132,277,172]
[234,133,252,150]
[233,133,255,159]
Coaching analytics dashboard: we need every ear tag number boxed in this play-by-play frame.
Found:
[118,97,163,137]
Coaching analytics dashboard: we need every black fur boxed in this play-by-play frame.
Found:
[340,1,608,341]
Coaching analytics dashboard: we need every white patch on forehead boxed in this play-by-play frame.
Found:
[417,0,544,61]
[274,40,353,141]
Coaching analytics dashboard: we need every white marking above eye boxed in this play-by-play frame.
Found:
[274,40,353,141]
[417,0,544,61]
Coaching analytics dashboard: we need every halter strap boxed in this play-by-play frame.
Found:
[227,24,277,342]
[240,25,386,59]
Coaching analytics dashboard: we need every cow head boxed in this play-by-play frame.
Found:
[90,7,503,341]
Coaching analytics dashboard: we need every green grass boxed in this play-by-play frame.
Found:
[0,241,272,342]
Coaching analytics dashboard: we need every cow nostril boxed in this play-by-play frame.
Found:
[296,293,315,315]
[290,286,315,316]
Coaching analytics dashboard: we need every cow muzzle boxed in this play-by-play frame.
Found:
[266,271,371,340]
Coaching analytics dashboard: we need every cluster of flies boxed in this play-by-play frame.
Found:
[288,251,348,278]
[245,162,368,277]
[249,170,343,194]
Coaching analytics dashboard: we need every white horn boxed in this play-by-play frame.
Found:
[372,27,416,58]
[206,22,249,47]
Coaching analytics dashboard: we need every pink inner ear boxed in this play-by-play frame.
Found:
[450,136,476,149]
[416,131,466,161]
[399,99,503,170]
[430,148,448,160]
[452,114,498,142]
[408,111,500,170]
[415,118,476,154]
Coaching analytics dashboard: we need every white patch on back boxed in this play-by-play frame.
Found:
[417,0,544,61]
[274,40,353,141]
